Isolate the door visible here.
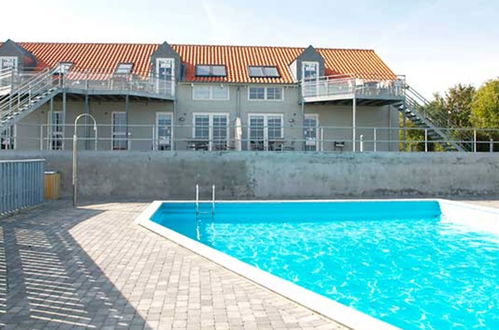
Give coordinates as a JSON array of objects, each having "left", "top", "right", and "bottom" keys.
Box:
[
  {"left": 248, "top": 114, "right": 283, "bottom": 151},
  {"left": 302, "top": 61, "right": 319, "bottom": 97},
  {"left": 156, "top": 58, "right": 175, "bottom": 95},
  {"left": 112, "top": 112, "right": 128, "bottom": 150},
  {"left": 0, "top": 125, "right": 15, "bottom": 150},
  {"left": 156, "top": 113, "right": 172, "bottom": 150},
  {"left": 0, "top": 57, "right": 18, "bottom": 91},
  {"left": 192, "top": 113, "right": 228, "bottom": 151},
  {"left": 304, "top": 114, "right": 319, "bottom": 151},
  {"left": 48, "top": 111, "right": 64, "bottom": 150}
]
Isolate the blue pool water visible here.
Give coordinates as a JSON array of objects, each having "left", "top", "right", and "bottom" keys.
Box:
[{"left": 151, "top": 201, "right": 499, "bottom": 329}]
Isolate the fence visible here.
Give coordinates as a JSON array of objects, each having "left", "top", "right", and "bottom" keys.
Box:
[
  {"left": 0, "top": 159, "right": 45, "bottom": 216},
  {"left": 2, "top": 123, "right": 498, "bottom": 153}
]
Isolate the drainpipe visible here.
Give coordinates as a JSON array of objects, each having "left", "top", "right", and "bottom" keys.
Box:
[{"left": 352, "top": 97, "right": 356, "bottom": 152}]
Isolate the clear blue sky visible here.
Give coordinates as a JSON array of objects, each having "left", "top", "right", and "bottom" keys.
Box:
[{"left": 1, "top": 0, "right": 498, "bottom": 98}]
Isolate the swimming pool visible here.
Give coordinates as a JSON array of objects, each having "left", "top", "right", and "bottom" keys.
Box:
[{"left": 138, "top": 200, "right": 499, "bottom": 329}]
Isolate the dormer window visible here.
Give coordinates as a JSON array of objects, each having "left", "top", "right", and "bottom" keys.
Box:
[
  {"left": 0, "top": 56, "right": 18, "bottom": 71},
  {"left": 53, "top": 62, "right": 73, "bottom": 74},
  {"left": 196, "top": 65, "right": 227, "bottom": 77},
  {"left": 115, "top": 63, "right": 133, "bottom": 74},
  {"left": 248, "top": 66, "right": 280, "bottom": 78}
]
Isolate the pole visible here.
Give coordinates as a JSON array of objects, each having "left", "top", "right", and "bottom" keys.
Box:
[
  {"left": 373, "top": 128, "right": 377, "bottom": 152},
  {"left": 72, "top": 133, "right": 77, "bottom": 207},
  {"left": 352, "top": 97, "right": 356, "bottom": 152},
  {"left": 424, "top": 128, "right": 428, "bottom": 152}
]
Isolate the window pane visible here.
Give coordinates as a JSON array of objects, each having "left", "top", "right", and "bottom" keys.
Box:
[
  {"left": 263, "top": 67, "right": 279, "bottom": 77},
  {"left": 194, "top": 115, "right": 210, "bottom": 139},
  {"left": 249, "top": 116, "right": 264, "bottom": 140},
  {"left": 212, "top": 115, "right": 228, "bottom": 149},
  {"left": 196, "top": 65, "right": 211, "bottom": 76},
  {"left": 116, "top": 63, "right": 133, "bottom": 74},
  {"left": 193, "top": 85, "right": 211, "bottom": 99},
  {"left": 267, "top": 116, "right": 282, "bottom": 139},
  {"left": 248, "top": 66, "right": 264, "bottom": 77},
  {"left": 212, "top": 86, "right": 228, "bottom": 100},
  {"left": 112, "top": 113, "right": 128, "bottom": 150},
  {"left": 211, "top": 65, "right": 227, "bottom": 76},
  {"left": 249, "top": 87, "right": 265, "bottom": 100},
  {"left": 266, "top": 87, "right": 282, "bottom": 100}
]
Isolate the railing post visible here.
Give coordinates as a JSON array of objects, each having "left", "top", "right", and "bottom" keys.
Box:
[
  {"left": 473, "top": 129, "right": 477, "bottom": 152},
  {"left": 490, "top": 138, "right": 494, "bottom": 153},
  {"left": 39, "top": 125, "right": 43, "bottom": 151},
  {"left": 360, "top": 134, "right": 364, "bottom": 152},
  {"left": 373, "top": 128, "right": 377, "bottom": 152},
  {"left": 320, "top": 127, "right": 324, "bottom": 152},
  {"left": 424, "top": 128, "right": 428, "bottom": 152}
]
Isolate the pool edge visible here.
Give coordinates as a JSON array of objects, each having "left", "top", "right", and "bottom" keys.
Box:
[{"left": 135, "top": 199, "right": 406, "bottom": 330}]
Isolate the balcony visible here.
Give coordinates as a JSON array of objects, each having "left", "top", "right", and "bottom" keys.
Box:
[
  {"left": 0, "top": 67, "right": 175, "bottom": 100},
  {"left": 301, "top": 74, "right": 406, "bottom": 105}
]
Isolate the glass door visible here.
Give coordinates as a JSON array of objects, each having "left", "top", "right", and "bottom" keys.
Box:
[
  {"left": 304, "top": 114, "right": 318, "bottom": 151},
  {"left": 156, "top": 58, "right": 174, "bottom": 95},
  {"left": 112, "top": 112, "right": 128, "bottom": 150},
  {"left": 48, "top": 111, "right": 64, "bottom": 150},
  {"left": 0, "top": 125, "right": 15, "bottom": 150},
  {"left": 156, "top": 113, "right": 172, "bottom": 150}
]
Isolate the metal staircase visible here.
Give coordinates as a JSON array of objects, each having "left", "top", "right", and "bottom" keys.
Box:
[
  {"left": 399, "top": 85, "right": 471, "bottom": 151},
  {"left": 0, "top": 69, "right": 60, "bottom": 131}
]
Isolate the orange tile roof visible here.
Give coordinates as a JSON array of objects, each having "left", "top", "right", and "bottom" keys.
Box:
[{"left": 12, "top": 42, "right": 397, "bottom": 83}]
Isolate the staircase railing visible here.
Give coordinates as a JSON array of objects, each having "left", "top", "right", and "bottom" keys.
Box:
[
  {"left": 403, "top": 85, "right": 472, "bottom": 151},
  {"left": 0, "top": 68, "right": 58, "bottom": 126}
]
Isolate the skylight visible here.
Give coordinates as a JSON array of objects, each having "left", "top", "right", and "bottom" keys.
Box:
[
  {"left": 196, "top": 65, "right": 227, "bottom": 77},
  {"left": 115, "top": 63, "right": 133, "bottom": 74},
  {"left": 248, "top": 66, "right": 280, "bottom": 78}
]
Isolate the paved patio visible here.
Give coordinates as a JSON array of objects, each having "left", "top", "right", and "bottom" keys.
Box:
[{"left": 0, "top": 201, "right": 347, "bottom": 330}]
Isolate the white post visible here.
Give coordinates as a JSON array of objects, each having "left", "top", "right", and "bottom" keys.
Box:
[
  {"left": 490, "top": 138, "right": 494, "bottom": 152},
  {"left": 39, "top": 125, "right": 43, "bottom": 151},
  {"left": 352, "top": 97, "right": 356, "bottom": 152},
  {"left": 424, "top": 129, "right": 428, "bottom": 152},
  {"left": 360, "top": 134, "right": 364, "bottom": 152},
  {"left": 473, "top": 129, "right": 477, "bottom": 152},
  {"left": 373, "top": 128, "right": 377, "bottom": 152},
  {"left": 320, "top": 127, "right": 324, "bottom": 152}
]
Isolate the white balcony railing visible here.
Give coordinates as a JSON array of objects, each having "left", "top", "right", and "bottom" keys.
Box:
[
  {"left": 302, "top": 74, "right": 406, "bottom": 101},
  {"left": 0, "top": 67, "right": 175, "bottom": 99}
]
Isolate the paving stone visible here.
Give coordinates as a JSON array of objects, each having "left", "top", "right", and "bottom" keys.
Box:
[{"left": 0, "top": 200, "right": 355, "bottom": 329}]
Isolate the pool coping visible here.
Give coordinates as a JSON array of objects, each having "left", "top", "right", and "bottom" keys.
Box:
[{"left": 135, "top": 198, "right": 499, "bottom": 330}]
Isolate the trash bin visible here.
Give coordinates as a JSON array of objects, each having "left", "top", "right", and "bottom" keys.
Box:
[{"left": 44, "top": 171, "right": 61, "bottom": 200}]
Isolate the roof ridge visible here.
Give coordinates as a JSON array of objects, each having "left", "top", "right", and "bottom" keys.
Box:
[{"left": 16, "top": 41, "right": 374, "bottom": 52}]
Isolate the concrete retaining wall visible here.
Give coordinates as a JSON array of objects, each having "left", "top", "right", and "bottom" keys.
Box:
[{"left": 1, "top": 151, "right": 498, "bottom": 200}]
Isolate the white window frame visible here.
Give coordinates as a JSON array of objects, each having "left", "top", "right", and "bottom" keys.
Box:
[
  {"left": 53, "top": 62, "right": 73, "bottom": 75},
  {"left": 111, "top": 111, "right": 129, "bottom": 151},
  {"left": 48, "top": 111, "right": 64, "bottom": 150},
  {"left": 0, "top": 125, "right": 16, "bottom": 150},
  {"left": 0, "top": 56, "right": 18, "bottom": 71},
  {"left": 192, "top": 84, "right": 230, "bottom": 101},
  {"left": 304, "top": 114, "right": 319, "bottom": 151},
  {"left": 155, "top": 112, "right": 173, "bottom": 151},
  {"left": 302, "top": 61, "right": 319, "bottom": 97},
  {"left": 156, "top": 58, "right": 175, "bottom": 95},
  {"left": 248, "top": 86, "right": 284, "bottom": 101},
  {"left": 192, "top": 112, "right": 230, "bottom": 151},
  {"left": 115, "top": 63, "right": 133, "bottom": 75},
  {"left": 247, "top": 113, "right": 284, "bottom": 151}
]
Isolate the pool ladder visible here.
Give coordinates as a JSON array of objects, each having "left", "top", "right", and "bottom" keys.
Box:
[{"left": 195, "top": 184, "right": 215, "bottom": 215}]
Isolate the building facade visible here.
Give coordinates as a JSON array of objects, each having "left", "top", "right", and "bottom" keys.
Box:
[{"left": 0, "top": 40, "right": 407, "bottom": 152}]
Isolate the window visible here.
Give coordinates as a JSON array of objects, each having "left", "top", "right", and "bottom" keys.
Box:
[
  {"left": 248, "top": 86, "right": 283, "bottom": 101},
  {"left": 302, "top": 61, "right": 319, "bottom": 97},
  {"left": 112, "top": 112, "right": 128, "bottom": 150},
  {"left": 156, "top": 113, "right": 172, "bottom": 151},
  {"left": 192, "top": 85, "right": 229, "bottom": 100},
  {"left": 155, "top": 58, "right": 175, "bottom": 95},
  {"left": 0, "top": 57, "right": 18, "bottom": 71},
  {"left": 48, "top": 111, "right": 64, "bottom": 150},
  {"left": 195, "top": 65, "right": 227, "bottom": 77},
  {"left": 192, "top": 113, "right": 229, "bottom": 151},
  {"left": 115, "top": 63, "right": 133, "bottom": 74},
  {"left": 0, "top": 125, "right": 15, "bottom": 150},
  {"left": 248, "top": 66, "right": 280, "bottom": 78},
  {"left": 248, "top": 114, "right": 284, "bottom": 151},
  {"left": 53, "top": 62, "right": 73, "bottom": 74}
]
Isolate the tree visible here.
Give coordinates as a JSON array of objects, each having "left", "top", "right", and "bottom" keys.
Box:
[
  {"left": 428, "top": 84, "right": 475, "bottom": 128},
  {"left": 470, "top": 79, "right": 499, "bottom": 130},
  {"left": 470, "top": 79, "right": 499, "bottom": 151}
]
